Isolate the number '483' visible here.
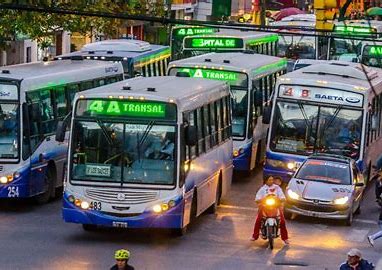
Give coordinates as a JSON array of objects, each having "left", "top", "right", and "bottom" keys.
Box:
[{"left": 90, "top": 201, "right": 102, "bottom": 210}]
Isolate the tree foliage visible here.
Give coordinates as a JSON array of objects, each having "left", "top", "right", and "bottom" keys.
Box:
[{"left": 0, "top": 0, "right": 166, "bottom": 48}]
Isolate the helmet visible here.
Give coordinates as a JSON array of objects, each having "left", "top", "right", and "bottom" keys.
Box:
[{"left": 115, "top": 249, "right": 130, "bottom": 260}]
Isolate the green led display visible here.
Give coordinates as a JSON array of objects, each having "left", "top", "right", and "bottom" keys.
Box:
[
  {"left": 335, "top": 26, "right": 374, "bottom": 34},
  {"left": 184, "top": 37, "right": 244, "bottom": 49},
  {"left": 365, "top": 45, "right": 382, "bottom": 56},
  {"left": 180, "top": 68, "right": 238, "bottom": 81},
  {"left": 87, "top": 100, "right": 166, "bottom": 117},
  {"left": 175, "top": 27, "right": 217, "bottom": 36}
]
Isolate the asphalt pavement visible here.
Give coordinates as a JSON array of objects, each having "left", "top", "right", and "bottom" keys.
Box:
[{"left": 0, "top": 168, "right": 381, "bottom": 270}]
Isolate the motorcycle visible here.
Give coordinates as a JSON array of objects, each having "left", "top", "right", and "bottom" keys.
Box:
[{"left": 260, "top": 195, "right": 281, "bottom": 250}]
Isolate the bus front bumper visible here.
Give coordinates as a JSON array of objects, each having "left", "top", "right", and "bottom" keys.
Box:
[{"left": 62, "top": 196, "right": 184, "bottom": 229}]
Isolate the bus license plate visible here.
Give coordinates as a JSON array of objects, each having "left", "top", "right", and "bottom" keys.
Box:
[{"left": 112, "top": 221, "right": 128, "bottom": 228}]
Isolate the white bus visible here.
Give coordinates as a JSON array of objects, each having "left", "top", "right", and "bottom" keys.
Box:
[
  {"left": 56, "top": 76, "right": 233, "bottom": 234},
  {"left": 263, "top": 62, "right": 382, "bottom": 185},
  {"left": 168, "top": 52, "right": 287, "bottom": 172},
  {"left": 0, "top": 59, "right": 123, "bottom": 202},
  {"left": 56, "top": 39, "right": 170, "bottom": 78},
  {"left": 181, "top": 29, "right": 279, "bottom": 59}
]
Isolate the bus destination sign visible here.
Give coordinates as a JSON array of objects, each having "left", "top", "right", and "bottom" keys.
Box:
[
  {"left": 184, "top": 37, "right": 244, "bottom": 50},
  {"left": 175, "top": 27, "right": 217, "bottom": 36}
]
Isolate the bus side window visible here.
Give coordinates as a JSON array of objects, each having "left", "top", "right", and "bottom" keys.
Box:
[
  {"left": 222, "top": 97, "right": 228, "bottom": 140},
  {"left": 189, "top": 110, "right": 197, "bottom": 159},
  {"left": 53, "top": 86, "right": 67, "bottom": 120},
  {"left": 227, "top": 96, "right": 232, "bottom": 137},
  {"left": 216, "top": 100, "right": 222, "bottom": 144},
  {"left": 142, "top": 65, "right": 147, "bottom": 77},
  {"left": 203, "top": 105, "right": 211, "bottom": 151},
  {"left": 209, "top": 103, "right": 217, "bottom": 147},
  {"left": 81, "top": 81, "right": 93, "bottom": 91},
  {"left": 196, "top": 107, "right": 205, "bottom": 154},
  {"left": 66, "top": 84, "right": 80, "bottom": 109}
]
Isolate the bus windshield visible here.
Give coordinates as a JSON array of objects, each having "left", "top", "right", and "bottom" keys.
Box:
[
  {"left": 71, "top": 120, "right": 176, "bottom": 186},
  {"left": 0, "top": 84, "right": 19, "bottom": 159},
  {"left": 361, "top": 45, "right": 382, "bottom": 67},
  {"left": 270, "top": 100, "right": 362, "bottom": 159},
  {"left": 0, "top": 103, "right": 19, "bottom": 159},
  {"left": 231, "top": 88, "right": 247, "bottom": 138},
  {"left": 278, "top": 34, "right": 316, "bottom": 59},
  {"left": 329, "top": 38, "right": 362, "bottom": 61}
]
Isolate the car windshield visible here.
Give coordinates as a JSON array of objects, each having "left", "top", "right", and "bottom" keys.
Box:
[
  {"left": 231, "top": 88, "right": 248, "bottom": 138},
  {"left": 278, "top": 34, "right": 316, "bottom": 59},
  {"left": 270, "top": 100, "right": 362, "bottom": 159},
  {"left": 0, "top": 103, "right": 19, "bottom": 159},
  {"left": 71, "top": 120, "right": 176, "bottom": 186},
  {"left": 296, "top": 159, "right": 351, "bottom": 185},
  {"left": 329, "top": 38, "right": 362, "bottom": 61}
]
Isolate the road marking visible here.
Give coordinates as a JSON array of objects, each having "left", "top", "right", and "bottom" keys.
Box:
[
  {"left": 354, "top": 219, "right": 378, "bottom": 225},
  {"left": 345, "top": 229, "right": 370, "bottom": 243},
  {"left": 219, "top": 204, "right": 255, "bottom": 211}
]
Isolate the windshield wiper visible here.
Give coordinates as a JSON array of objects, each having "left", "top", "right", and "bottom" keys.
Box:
[
  {"left": 317, "top": 105, "right": 342, "bottom": 147},
  {"left": 95, "top": 118, "right": 114, "bottom": 146},
  {"left": 137, "top": 120, "right": 155, "bottom": 162}
]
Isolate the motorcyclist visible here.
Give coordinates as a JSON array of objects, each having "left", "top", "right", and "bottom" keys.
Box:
[
  {"left": 251, "top": 176, "right": 289, "bottom": 245},
  {"left": 110, "top": 249, "right": 134, "bottom": 270}
]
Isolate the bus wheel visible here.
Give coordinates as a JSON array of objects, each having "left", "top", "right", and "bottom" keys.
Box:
[
  {"left": 207, "top": 178, "right": 221, "bottom": 214},
  {"left": 35, "top": 168, "right": 54, "bottom": 204},
  {"left": 82, "top": 224, "right": 97, "bottom": 231},
  {"left": 172, "top": 226, "right": 187, "bottom": 237}
]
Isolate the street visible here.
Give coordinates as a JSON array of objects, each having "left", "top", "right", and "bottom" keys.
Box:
[{"left": 0, "top": 168, "right": 381, "bottom": 270}]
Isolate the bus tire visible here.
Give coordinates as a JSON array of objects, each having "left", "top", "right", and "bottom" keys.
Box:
[
  {"left": 207, "top": 176, "right": 222, "bottom": 214},
  {"left": 172, "top": 226, "right": 187, "bottom": 237},
  {"left": 35, "top": 167, "right": 55, "bottom": 204},
  {"left": 82, "top": 224, "right": 97, "bottom": 231}
]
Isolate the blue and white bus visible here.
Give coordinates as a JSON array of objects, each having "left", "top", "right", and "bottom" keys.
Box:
[
  {"left": 263, "top": 62, "right": 382, "bottom": 184},
  {"left": 0, "top": 60, "right": 123, "bottom": 202},
  {"left": 57, "top": 76, "right": 233, "bottom": 234},
  {"left": 56, "top": 39, "right": 171, "bottom": 78},
  {"left": 168, "top": 53, "right": 287, "bottom": 172}
]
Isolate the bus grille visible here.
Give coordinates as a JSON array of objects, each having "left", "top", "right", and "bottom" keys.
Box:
[{"left": 85, "top": 189, "right": 158, "bottom": 205}]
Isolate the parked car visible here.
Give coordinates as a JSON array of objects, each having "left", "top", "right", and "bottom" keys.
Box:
[{"left": 285, "top": 154, "right": 365, "bottom": 226}]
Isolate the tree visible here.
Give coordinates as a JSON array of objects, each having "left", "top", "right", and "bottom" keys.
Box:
[{"left": 0, "top": 0, "right": 166, "bottom": 49}]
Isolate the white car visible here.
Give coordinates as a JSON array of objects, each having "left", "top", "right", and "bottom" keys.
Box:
[{"left": 285, "top": 154, "right": 365, "bottom": 225}]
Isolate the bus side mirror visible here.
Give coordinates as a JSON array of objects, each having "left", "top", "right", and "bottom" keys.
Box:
[
  {"left": 55, "top": 121, "right": 67, "bottom": 142},
  {"left": 262, "top": 107, "right": 272, "bottom": 124},
  {"left": 185, "top": 126, "right": 197, "bottom": 146},
  {"left": 254, "top": 90, "right": 263, "bottom": 107},
  {"left": 29, "top": 103, "right": 41, "bottom": 122}
]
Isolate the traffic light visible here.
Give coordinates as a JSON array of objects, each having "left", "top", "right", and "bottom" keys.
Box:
[{"left": 314, "top": 0, "right": 338, "bottom": 31}]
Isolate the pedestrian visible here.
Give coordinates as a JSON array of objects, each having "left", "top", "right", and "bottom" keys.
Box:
[
  {"left": 367, "top": 206, "right": 382, "bottom": 247},
  {"left": 339, "top": 248, "right": 374, "bottom": 270},
  {"left": 110, "top": 249, "right": 135, "bottom": 270}
]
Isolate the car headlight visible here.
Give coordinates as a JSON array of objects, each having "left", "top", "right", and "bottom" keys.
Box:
[
  {"left": 333, "top": 196, "right": 349, "bottom": 205},
  {"left": 287, "top": 189, "right": 300, "bottom": 200}
]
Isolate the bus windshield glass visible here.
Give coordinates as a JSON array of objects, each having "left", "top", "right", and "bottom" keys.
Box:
[
  {"left": 270, "top": 100, "right": 362, "bottom": 159},
  {"left": 278, "top": 34, "right": 316, "bottom": 59},
  {"left": 361, "top": 45, "right": 382, "bottom": 67},
  {"left": 72, "top": 99, "right": 177, "bottom": 186},
  {"left": 231, "top": 88, "right": 247, "bottom": 138},
  {"left": 329, "top": 38, "right": 362, "bottom": 61},
  {"left": 0, "top": 84, "right": 19, "bottom": 159}
]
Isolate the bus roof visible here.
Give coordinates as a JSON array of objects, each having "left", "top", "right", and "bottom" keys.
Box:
[
  {"left": 56, "top": 39, "right": 170, "bottom": 60},
  {"left": 76, "top": 76, "right": 229, "bottom": 112},
  {"left": 0, "top": 60, "right": 122, "bottom": 91},
  {"left": 279, "top": 62, "right": 382, "bottom": 93},
  {"left": 168, "top": 52, "right": 286, "bottom": 75},
  {"left": 271, "top": 14, "right": 316, "bottom": 29}
]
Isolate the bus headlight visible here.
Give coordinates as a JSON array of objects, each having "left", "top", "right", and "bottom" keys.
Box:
[
  {"left": 233, "top": 148, "right": 244, "bottom": 157},
  {"left": 334, "top": 196, "right": 349, "bottom": 205},
  {"left": 152, "top": 199, "right": 178, "bottom": 214},
  {"left": 80, "top": 201, "right": 90, "bottom": 210},
  {"left": 0, "top": 172, "right": 18, "bottom": 184},
  {"left": 287, "top": 162, "right": 295, "bottom": 170}
]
